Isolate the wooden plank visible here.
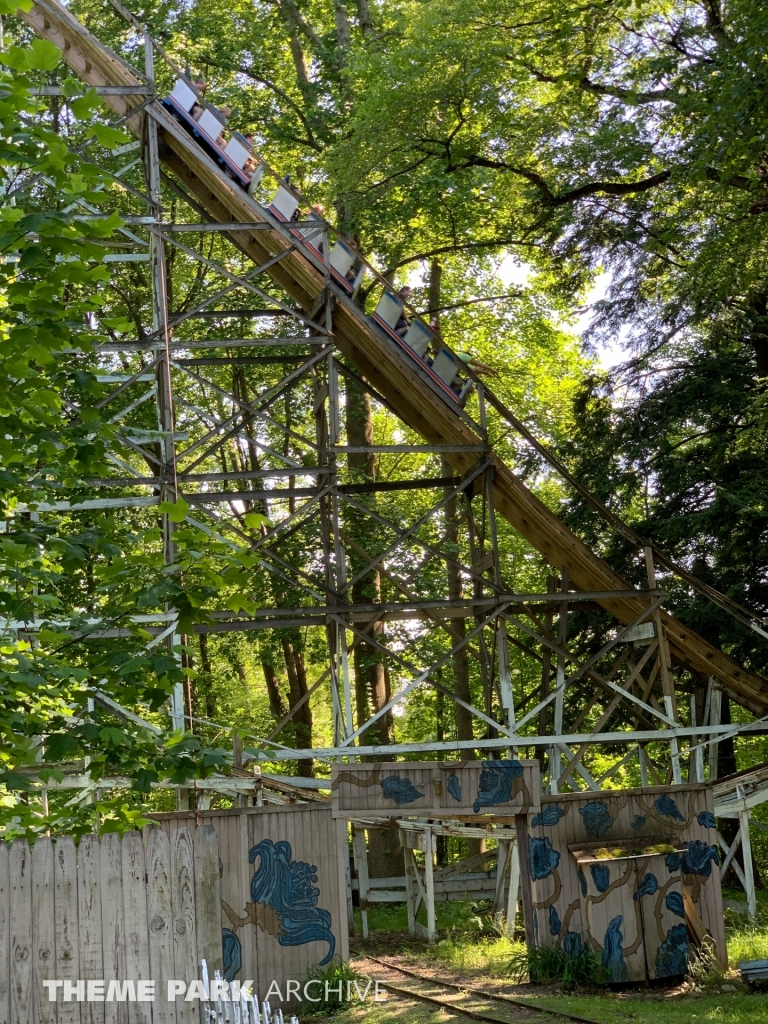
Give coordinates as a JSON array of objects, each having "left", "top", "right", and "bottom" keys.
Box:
[
  {"left": 193, "top": 824, "right": 222, "bottom": 980},
  {"left": 121, "top": 832, "right": 151, "bottom": 1024},
  {"left": 170, "top": 829, "right": 197, "bottom": 1023},
  {"left": 78, "top": 836, "right": 104, "bottom": 1024},
  {"left": 146, "top": 829, "right": 176, "bottom": 1024},
  {"left": 54, "top": 837, "right": 81, "bottom": 1024},
  {"left": 10, "top": 840, "right": 34, "bottom": 1024},
  {"left": 99, "top": 833, "right": 127, "bottom": 1024},
  {"left": 32, "top": 837, "right": 57, "bottom": 1024},
  {"left": 0, "top": 840, "right": 10, "bottom": 1024}
]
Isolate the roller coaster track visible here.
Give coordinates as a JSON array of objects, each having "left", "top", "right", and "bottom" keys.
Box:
[{"left": 19, "top": 0, "right": 768, "bottom": 719}]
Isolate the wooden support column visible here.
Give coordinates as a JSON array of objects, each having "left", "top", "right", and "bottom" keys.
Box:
[
  {"left": 645, "top": 547, "right": 682, "bottom": 784},
  {"left": 515, "top": 815, "right": 536, "bottom": 950},
  {"left": 424, "top": 827, "right": 436, "bottom": 944},
  {"left": 708, "top": 677, "right": 722, "bottom": 781},
  {"left": 551, "top": 570, "right": 568, "bottom": 792},
  {"left": 739, "top": 809, "right": 757, "bottom": 919},
  {"left": 507, "top": 841, "right": 521, "bottom": 933},
  {"left": 352, "top": 827, "right": 369, "bottom": 939},
  {"left": 403, "top": 841, "right": 416, "bottom": 936}
]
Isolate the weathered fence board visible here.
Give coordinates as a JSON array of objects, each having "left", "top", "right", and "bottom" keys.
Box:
[
  {"left": 32, "top": 836, "right": 57, "bottom": 1024},
  {"left": 10, "top": 840, "right": 34, "bottom": 1024},
  {"left": 78, "top": 835, "right": 104, "bottom": 1024},
  {"left": 0, "top": 827, "right": 221, "bottom": 1024}
]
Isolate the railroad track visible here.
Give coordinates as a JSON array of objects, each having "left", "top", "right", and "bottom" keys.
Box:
[{"left": 362, "top": 955, "right": 601, "bottom": 1024}]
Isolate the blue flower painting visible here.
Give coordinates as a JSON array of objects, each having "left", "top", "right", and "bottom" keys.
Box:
[
  {"left": 602, "top": 916, "right": 628, "bottom": 983},
  {"left": 222, "top": 928, "right": 242, "bottom": 981},
  {"left": 381, "top": 775, "right": 423, "bottom": 805},
  {"left": 665, "top": 852, "right": 681, "bottom": 872},
  {"left": 590, "top": 863, "right": 610, "bottom": 894},
  {"left": 472, "top": 759, "right": 524, "bottom": 813},
  {"left": 655, "top": 924, "right": 688, "bottom": 977},
  {"left": 697, "top": 811, "right": 716, "bottom": 830},
  {"left": 531, "top": 806, "right": 566, "bottom": 828},
  {"left": 655, "top": 795, "right": 685, "bottom": 822},
  {"left": 529, "top": 836, "right": 560, "bottom": 880},
  {"left": 681, "top": 840, "right": 719, "bottom": 877},
  {"left": 579, "top": 801, "right": 614, "bottom": 839},
  {"left": 248, "top": 838, "right": 336, "bottom": 965},
  {"left": 633, "top": 873, "right": 658, "bottom": 901},
  {"left": 446, "top": 775, "right": 461, "bottom": 801},
  {"left": 665, "top": 891, "right": 685, "bottom": 918},
  {"left": 630, "top": 815, "right": 646, "bottom": 830},
  {"left": 578, "top": 867, "right": 588, "bottom": 898},
  {"left": 563, "top": 932, "right": 583, "bottom": 956},
  {"left": 549, "top": 906, "right": 562, "bottom": 935}
]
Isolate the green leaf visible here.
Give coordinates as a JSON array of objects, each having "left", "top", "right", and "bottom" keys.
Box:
[{"left": 158, "top": 498, "right": 190, "bottom": 523}]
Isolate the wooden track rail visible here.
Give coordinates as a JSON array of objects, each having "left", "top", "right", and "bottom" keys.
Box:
[{"left": 20, "top": 0, "right": 768, "bottom": 715}]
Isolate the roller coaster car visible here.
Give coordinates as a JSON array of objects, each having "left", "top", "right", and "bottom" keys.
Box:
[
  {"left": 267, "top": 189, "right": 361, "bottom": 297},
  {"left": 370, "top": 291, "right": 472, "bottom": 405},
  {"left": 163, "top": 78, "right": 252, "bottom": 189}
]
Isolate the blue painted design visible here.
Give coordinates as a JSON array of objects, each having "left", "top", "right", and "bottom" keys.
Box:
[
  {"left": 697, "top": 810, "right": 716, "bottom": 829},
  {"left": 630, "top": 815, "right": 646, "bottom": 830},
  {"left": 472, "top": 759, "right": 524, "bottom": 813},
  {"left": 549, "top": 905, "right": 562, "bottom": 935},
  {"left": 446, "top": 775, "right": 461, "bottom": 801},
  {"left": 633, "top": 873, "right": 658, "bottom": 900},
  {"left": 665, "top": 891, "right": 685, "bottom": 918},
  {"left": 222, "top": 928, "right": 241, "bottom": 981},
  {"left": 531, "top": 805, "right": 566, "bottom": 828},
  {"left": 655, "top": 924, "right": 688, "bottom": 977},
  {"left": 590, "top": 863, "right": 610, "bottom": 894},
  {"left": 381, "top": 775, "right": 423, "bottom": 805},
  {"left": 578, "top": 867, "right": 588, "bottom": 898},
  {"left": 579, "top": 801, "right": 614, "bottom": 839},
  {"left": 528, "top": 836, "right": 560, "bottom": 880},
  {"left": 248, "top": 838, "right": 336, "bottom": 965},
  {"left": 601, "top": 915, "right": 628, "bottom": 983},
  {"left": 665, "top": 852, "right": 681, "bottom": 872},
  {"left": 681, "top": 840, "right": 719, "bottom": 877},
  {"left": 655, "top": 795, "right": 685, "bottom": 822},
  {"left": 562, "top": 932, "right": 583, "bottom": 956}
]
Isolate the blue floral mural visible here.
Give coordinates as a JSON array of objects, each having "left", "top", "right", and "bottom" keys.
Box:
[
  {"left": 531, "top": 806, "right": 566, "bottom": 828},
  {"left": 248, "top": 838, "right": 336, "bottom": 966},
  {"left": 681, "top": 840, "right": 719, "bottom": 877},
  {"left": 590, "top": 863, "right": 610, "bottom": 894},
  {"left": 579, "top": 801, "right": 614, "bottom": 839},
  {"left": 549, "top": 906, "right": 562, "bottom": 935},
  {"left": 381, "top": 775, "right": 423, "bottom": 805},
  {"left": 655, "top": 795, "right": 685, "bottom": 822},
  {"left": 697, "top": 811, "right": 716, "bottom": 829},
  {"left": 563, "top": 932, "right": 583, "bottom": 957},
  {"left": 630, "top": 815, "right": 646, "bottom": 830},
  {"left": 222, "top": 928, "right": 242, "bottom": 981},
  {"left": 665, "top": 891, "right": 685, "bottom": 918},
  {"left": 655, "top": 924, "right": 688, "bottom": 977},
  {"left": 528, "top": 836, "right": 560, "bottom": 880},
  {"left": 633, "top": 873, "right": 658, "bottom": 901},
  {"left": 665, "top": 851, "right": 681, "bottom": 873},
  {"left": 602, "top": 916, "right": 628, "bottom": 983},
  {"left": 446, "top": 775, "right": 461, "bottom": 801},
  {"left": 578, "top": 867, "right": 588, "bottom": 898},
  {"left": 472, "top": 759, "right": 523, "bottom": 813}
]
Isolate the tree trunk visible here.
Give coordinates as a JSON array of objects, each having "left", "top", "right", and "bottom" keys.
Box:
[
  {"left": 197, "top": 633, "right": 217, "bottom": 722},
  {"left": 356, "top": 0, "right": 373, "bottom": 35},
  {"left": 262, "top": 659, "right": 287, "bottom": 721}
]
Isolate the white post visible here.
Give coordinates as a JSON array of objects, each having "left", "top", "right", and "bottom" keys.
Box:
[
  {"left": 403, "top": 843, "right": 416, "bottom": 936},
  {"left": 507, "top": 841, "right": 521, "bottom": 934},
  {"left": 708, "top": 679, "right": 721, "bottom": 781},
  {"left": 739, "top": 809, "right": 757, "bottom": 919},
  {"left": 424, "top": 827, "right": 436, "bottom": 943},
  {"left": 638, "top": 744, "right": 649, "bottom": 788},
  {"left": 552, "top": 571, "right": 568, "bottom": 792}
]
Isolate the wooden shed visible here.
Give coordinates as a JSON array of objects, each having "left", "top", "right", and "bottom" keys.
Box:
[
  {"left": 148, "top": 804, "right": 349, "bottom": 1006},
  {"left": 524, "top": 784, "right": 725, "bottom": 981}
]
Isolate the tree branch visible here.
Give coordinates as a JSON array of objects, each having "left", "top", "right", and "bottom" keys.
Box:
[{"left": 420, "top": 293, "right": 524, "bottom": 315}]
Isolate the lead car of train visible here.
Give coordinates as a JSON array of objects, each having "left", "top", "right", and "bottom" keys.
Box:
[{"left": 163, "top": 77, "right": 472, "bottom": 406}]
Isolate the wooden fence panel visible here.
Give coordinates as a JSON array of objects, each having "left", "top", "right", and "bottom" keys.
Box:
[
  {"left": 10, "top": 839, "right": 34, "bottom": 1024},
  {"left": 54, "top": 837, "right": 81, "bottom": 1024},
  {"left": 78, "top": 835, "right": 104, "bottom": 1024},
  {"left": 0, "top": 841, "right": 9, "bottom": 1024},
  {"left": 32, "top": 837, "right": 57, "bottom": 1024},
  {"left": 99, "top": 833, "right": 127, "bottom": 1024},
  {"left": 146, "top": 828, "right": 176, "bottom": 1024},
  {"left": 121, "top": 832, "right": 150, "bottom": 1024},
  {"left": 170, "top": 828, "right": 197, "bottom": 1024},
  {"left": 193, "top": 825, "right": 221, "bottom": 981}
]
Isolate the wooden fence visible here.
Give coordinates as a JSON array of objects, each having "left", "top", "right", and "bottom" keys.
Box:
[{"left": 0, "top": 826, "right": 223, "bottom": 1024}]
